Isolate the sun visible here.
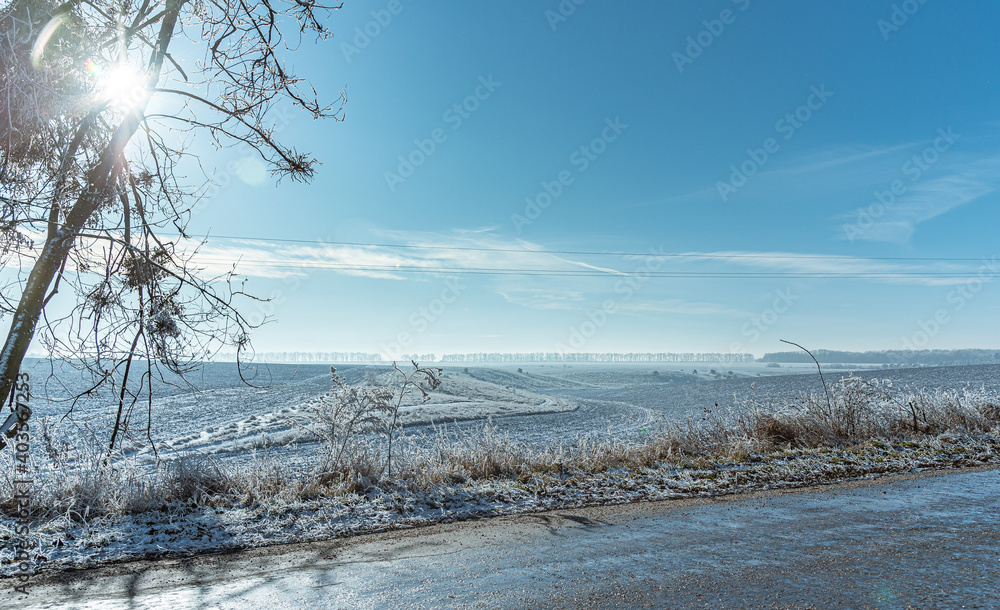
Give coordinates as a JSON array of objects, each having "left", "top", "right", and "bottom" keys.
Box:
[{"left": 88, "top": 61, "right": 149, "bottom": 110}]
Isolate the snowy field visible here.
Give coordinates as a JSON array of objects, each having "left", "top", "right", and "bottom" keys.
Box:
[
  {"left": 2, "top": 359, "right": 999, "bottom": 575},
  {"left": 17, "top": 359, "right": 1000, "bottom": 465}
]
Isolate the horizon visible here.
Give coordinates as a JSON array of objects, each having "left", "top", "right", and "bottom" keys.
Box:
[
  {"left": 26, "top": 348, "right": 996, "bottom": 366},
  {"left": 26, "top": 347, "right": 1000, "bottom": 364}
]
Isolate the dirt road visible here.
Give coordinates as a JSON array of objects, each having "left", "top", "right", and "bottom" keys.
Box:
[{"left": 9, "top": 467, "right": 1000, "bottom": 608}]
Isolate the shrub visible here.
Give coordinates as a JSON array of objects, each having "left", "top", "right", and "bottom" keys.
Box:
[
  {"left": 301, "top": 367, "right": 395, "bottom": 485},
  {"left": 751, "top": 414, "right": 798, "bottom": 447},
  {"left": 297, "top": 362, "right": 441, "bottom": 486}
]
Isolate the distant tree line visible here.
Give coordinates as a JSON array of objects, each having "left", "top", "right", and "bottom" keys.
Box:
[
  {"left": 436, "top": 352, "right": 755, "bottom": 363},
  {"left": 217, "top": 352, "right": 390, "bottom": 364},
  {"left": 215, "top": 351, "right": 759, "bottom": 364},
  {"left": 760, "top": 349, "right": 1000, "bottom": 366}
]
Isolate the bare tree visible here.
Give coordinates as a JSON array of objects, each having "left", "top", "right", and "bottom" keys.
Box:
[{"left": 0, "top": 0, "right": 345, "bottom": 450}]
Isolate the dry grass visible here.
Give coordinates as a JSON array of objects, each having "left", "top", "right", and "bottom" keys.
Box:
[
  {"left": 3, "top": 374, "right": 998, "bottom": 520},
  {"left": 0, "top": 421, "right": 316, "bottom": 520},
  {"left": 383, "top": 376, "right": 1000, "bottom": 488},
  {"left": 724, "top": 377, "right": 1000, "bottom": 451}
]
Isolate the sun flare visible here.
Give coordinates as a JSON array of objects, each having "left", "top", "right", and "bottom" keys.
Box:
[{"left": 90, "top": 62, "right": 149, "bottom": 109}]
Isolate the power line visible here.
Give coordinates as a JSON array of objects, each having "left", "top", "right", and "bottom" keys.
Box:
[
  {"left": 188, "top": 233, "right": 988, "bottom": 263},
  {"left": 189, "top": 256, "right": 989, "bottom": 279}
]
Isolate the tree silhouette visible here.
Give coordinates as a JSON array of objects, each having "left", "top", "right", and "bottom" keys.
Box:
[{"left": 0, "top": 0, "right": 345, "bottom": 451}]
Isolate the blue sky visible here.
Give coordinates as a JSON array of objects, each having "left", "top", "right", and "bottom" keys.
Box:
[{"left": 183, "top": 0, "right": 1000, "bottom": 358}]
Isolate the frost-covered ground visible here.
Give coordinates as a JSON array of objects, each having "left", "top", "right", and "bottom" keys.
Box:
[
  {"left": 129, "top": 369, "right": 578, "bottom": 460},
  {"left": 3, "top": 362, "right": 999, "bottom": 576},
  {"left": 20, "top": 359, "right": 996, "bottom": 463},
  {"left": 2, "top": 432, "right": 998, "bottom": 576}
]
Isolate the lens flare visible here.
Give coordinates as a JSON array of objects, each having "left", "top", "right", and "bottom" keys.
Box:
[
  {"left": 29, "top": 15, "right": 65, "bottom": 68},
  {"left": 83, "top": 59, "right": 102, "bottom": 78},
  {"left": 91, "top": 62, "right": 148, "bottom": 109}
]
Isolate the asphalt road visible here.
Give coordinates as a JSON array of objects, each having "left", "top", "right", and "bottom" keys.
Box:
[{"left": 9, "top": 467, "right": 1000, "bottom": 609}]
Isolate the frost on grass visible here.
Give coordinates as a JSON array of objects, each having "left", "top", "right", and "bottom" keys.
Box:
[
  {"left": 1, "top": 374, "right": 999, "bottom": 575},
  {"left": 129, "top": 366, "right": 575, "bottom": 458}
]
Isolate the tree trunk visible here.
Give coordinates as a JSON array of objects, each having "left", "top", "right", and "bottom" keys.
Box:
[{"left": 0, "top": 235, "right": 74, "bottom": 411}]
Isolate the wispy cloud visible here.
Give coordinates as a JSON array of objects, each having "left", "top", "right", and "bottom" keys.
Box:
[
  {"left": 497, "top": 288, "right": 586, "bottom": 310},
  {"left": 844, "top": 157, "right": 1000, "bottom": 243},
  {"left": 186, "top": 230, "right": 631, "bottom": 282},
  {"left": 615, "top": 300, "right": 746, "bottom": 316},
  {"left": 191, "top": 242, "right": 414, "bottom": 280},
  {"left": 183, "top": 230, "right": 992, "bottom": 289},
  {"left": 772, "top": 144, "right": 915, "bottom": 177},
  {"left": 634, "top": 143, "right": 916, "bottom": 208},
  {"left": 551, "top": 255, "right": 629, "bottom": 276},
  {"left": 634, "top": 139, "right": 999, "bottom": 246},
  {"left": 680, "top": 250, "right": 989, "bottom": 286}
]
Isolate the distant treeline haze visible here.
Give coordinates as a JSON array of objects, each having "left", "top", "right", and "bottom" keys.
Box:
[
  {"left": 216, "top": 352, "right": 758, "bottom": 364},
  {"left": 760, "top": 349, "right": 1000, "bottom": 366}
]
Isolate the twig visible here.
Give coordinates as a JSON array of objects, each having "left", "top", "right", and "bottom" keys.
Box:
[{"left": 780, "top": 339, "right": 833, "bottom": 417}]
